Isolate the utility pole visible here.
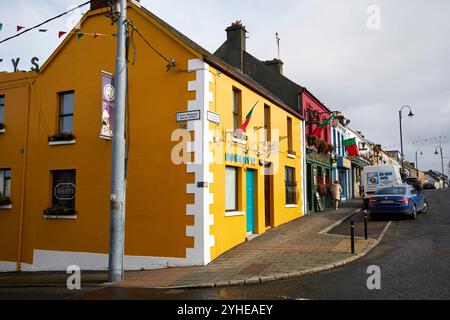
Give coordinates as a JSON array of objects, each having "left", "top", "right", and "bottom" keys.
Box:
[{"left": 108, "top": 0, "right": 128, "bottom": 283}]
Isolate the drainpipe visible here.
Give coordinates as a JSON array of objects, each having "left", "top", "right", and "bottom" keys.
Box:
[
  {"left": 16, "top": 79, "right": 33, "bottom": 272},
  {"left": 302, "top": 120, "right": 307, "bottom": 215}
]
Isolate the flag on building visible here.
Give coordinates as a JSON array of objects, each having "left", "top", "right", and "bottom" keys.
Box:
[
  {"left": 239, "top": 101, "right": 258, "bottom": 132},
  {"left": 343, "top": 138, "right": 359, "bottom": 156},
  {"left": 312, "top": 115, "right": 333, "bottom": 137}
]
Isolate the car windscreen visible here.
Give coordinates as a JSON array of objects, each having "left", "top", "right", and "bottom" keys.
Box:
[{"left": 375, "top": 186, "right": 406, "bottom": 195}]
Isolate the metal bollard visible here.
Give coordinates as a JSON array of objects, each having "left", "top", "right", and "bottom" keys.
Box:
[
  {"left": 364, "top": 210, "right": 368, "bottom": 240},
  {"left": 350, "top": 221, "right": 355, "bottom": 254}
]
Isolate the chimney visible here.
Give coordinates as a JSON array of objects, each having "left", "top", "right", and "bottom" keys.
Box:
[
  {"left": 225, "top": 21, "right": 247, "bottom": 71},
  {"left": 264, "top": 59, "right": 284, "bottom": 74}
]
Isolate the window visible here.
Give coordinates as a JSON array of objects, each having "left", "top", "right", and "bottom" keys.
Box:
[
  {"left": 225, "top": 166, "right": 238, "bottom": 211},
  {"left": 285, "top": 166, "right": 297, "bottom": 205},
  {"left": 232, "top": 88, "right": 241, "bottom": 136},
  {"left": 51, "top": 170, "right": 76, "bottom": 210},
  {"left": 59, "top": 92, "right": 74, "bottom": 133},
  {"left": 264, "top": 105, "right": 271, "bottom": 142},
  {"left": 287, "top": 117, "right": 293, "bottom": 153},
  {"left": 0, "top": 169, "right": 11, "bottom": 203},
  {"left": 0, "top": 95, "right": 4, "bottom": 125}
]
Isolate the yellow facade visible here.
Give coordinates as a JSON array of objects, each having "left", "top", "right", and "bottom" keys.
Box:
[{"left": 0, "top": 2, "right": 303, "bottom": 271}]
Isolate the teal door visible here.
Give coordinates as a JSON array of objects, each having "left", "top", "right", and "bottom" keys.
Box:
[{"left": 246, "top": 170, "right": 255, "bottom": 233}]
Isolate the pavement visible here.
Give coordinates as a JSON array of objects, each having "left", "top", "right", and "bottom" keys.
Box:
[{"left": 0, "top": 199, "right": 391, "bottom": 290}]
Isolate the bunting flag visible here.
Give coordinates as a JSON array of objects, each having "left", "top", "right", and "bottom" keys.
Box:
[
  {"left": 77, "top": 33, "right": 84, "bottom": 40},
  {"left": 343, "top": 138, "right": 360, "bottom": 156},
  {"left": 38, "top": 29, "right": 47, "bottom": 32},
  {"left": 58, "top": 31, "right": 67, "bottom": 38},
  {"left": 239, "top": 101, "right": 258, "bottom": 132},
  {"left": 0, "top": 23, "right": 3, "bottom": 31},
  {"left": 17, "top": 25, "right": 25, "bottom": 32},
  {"left": 312, "top": 115, "right": 334, "bottom": 137}
]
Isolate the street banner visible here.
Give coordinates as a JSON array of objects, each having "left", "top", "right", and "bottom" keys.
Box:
[{"left": 100, "top": 71, "right": 115, "bottom": 140}]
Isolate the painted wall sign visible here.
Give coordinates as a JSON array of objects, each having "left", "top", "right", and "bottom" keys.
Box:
[
  {"left": 0, "top": 57, "right": 40, "bottom": 72},
  {"left": 225, "top": 153, "right": 256, "bottom": 166},
  {"left": 207, "top": 111, "right": 220, "bottom": 124},
  {"left": 176, "top": 110, "right": 200, "bottom": 122},
  {"left": 54, "top": 183, "right": 76, "bottom": 200}
]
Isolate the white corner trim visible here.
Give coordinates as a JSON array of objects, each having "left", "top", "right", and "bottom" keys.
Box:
[
  {"left": 0, "top": 204, "right": 12, "bottom": 209},
  {"left": 48, "top": 140, "right": 76, "bottom": 146},
  {"left": 185, "top": 59, "right": 215, "bottom": 266},
  {"left": 44, "top": 215, "right": 77, "bottom": 220},
  {"left": 225, "top": 211, "right": 245, "bottom": 217},
  {"left": 285, "top": 204, "right": 299, "bottom": 208}
]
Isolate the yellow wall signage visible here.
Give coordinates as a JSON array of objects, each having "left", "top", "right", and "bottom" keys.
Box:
[{"left": 225, "top": 153, "right": 256, "bottom": 166}]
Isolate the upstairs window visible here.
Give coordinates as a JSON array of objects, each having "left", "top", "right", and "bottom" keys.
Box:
[
  {"left": 264, "top": 105, "right": 271, "bottom": 143},
  {"left": 232, "top": 88, "right": 241, "bottom": 137},
  {"left": 285, "top": 166, "right": 297, "bottom": 205},
  {"left": 59, "top": 92, "right": 74, "bottom": 134},
  {"left": 287, "top": 117, "right": 293, "bottom": 153},
  {"left": 0, "top": 169, "right": 11, "bottom": 205},
  {"left": 0, "top": 95, "right": 4, "bottom": 126}
]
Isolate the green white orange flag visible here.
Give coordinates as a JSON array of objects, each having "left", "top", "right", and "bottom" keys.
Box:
[
  {"left": 239, "top": 101, "right": 258, "bottom": 132},
  {"left": 312, "top": 115, "right": 334, "bottom": 137},
  {"left": 343, "top": 138, "right": 359, "bottom": 156}
]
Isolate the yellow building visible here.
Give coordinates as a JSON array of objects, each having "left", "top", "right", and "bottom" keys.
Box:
[{"left": 0, "top": 1, "right": 304, "bottom": 271}]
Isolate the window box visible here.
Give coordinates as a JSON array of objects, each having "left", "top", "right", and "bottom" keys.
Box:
[
  {"left": 48, "top": 132, "right": 76, "bottom": 145},
  {"left": 43, "top": 206, "right": 77, "bottom": 217},
  {"left": 0, "top": 204, "right": 12, "bottom": 209}
]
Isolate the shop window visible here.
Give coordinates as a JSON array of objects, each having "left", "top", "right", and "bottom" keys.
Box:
[
  {"left": 0, "top": 169, "right": 12, "bottom": 205},
  {"left": 59, "top": 91, "right": 74, "bottom": 133},
  {"left": 45, "top": 170, "right": 76, "bottom": 216},
  {"left": 225, "top": 166, "right": 238, "bottom": 211},
  {"left": 232, "top": 88, "right": 241, "bottom": 137},
  {"left": 285, "top": 166, "right": 297, "bottom": 205},
  {"left": 0, "top": 95, "right": 4, "bottom": 128}
]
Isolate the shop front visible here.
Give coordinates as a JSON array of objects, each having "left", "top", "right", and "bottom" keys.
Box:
[{"left": 306, "top": 149, "right": 332, "bottom": 212}]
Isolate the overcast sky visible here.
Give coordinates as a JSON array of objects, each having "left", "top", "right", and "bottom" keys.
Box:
[{"left": 1, "top": 0, "right": 449, "bottom": 174}]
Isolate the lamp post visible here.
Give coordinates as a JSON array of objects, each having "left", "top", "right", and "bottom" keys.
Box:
[
  {"left": 434, "top": 142, "right": 444, "bottom": 175},
  {"left": 415, "top": 149, "right": 423, "bottom": 171},
  {"left": 399, "top": 106, "right": 414, "bottom": 180}
]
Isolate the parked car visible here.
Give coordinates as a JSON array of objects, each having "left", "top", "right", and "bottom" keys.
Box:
[
  {"left": 368, "top": 184, "right": 428, "bottom": 220},
  {"left": 423, "top": 182, "right": 436, "bottom": 190},
  {"left": 405, "top": 177, "right": 423, "bottom": 190}
]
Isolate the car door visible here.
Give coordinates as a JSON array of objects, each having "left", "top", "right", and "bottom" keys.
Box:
[{"left": 410, "top": 187, "right": 419, "bottom": 209}]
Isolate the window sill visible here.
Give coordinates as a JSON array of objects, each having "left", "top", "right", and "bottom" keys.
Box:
[
  {"left": 287, "top": 153, "right": 297, "bottom": 159},
  {"left": 0, "top": 129, "right": 5, "bottom": 134},
  {"left": 0, "top": 204, "right": 12, "bottom": 209},
  {"left": 48, "top": 140, "right": 76, "bottom": 146},
  {"left": 232, "top": 137, "right": 246, "bottom": 145},
  {"left": 44, "top": 215, "right": 77, "bottom": 220},
  {"left": 225, "top": 211, "right": 245, "bottom": 217},
  {"left": 285, "top": 204, "right": 298, "bottom": 208}
]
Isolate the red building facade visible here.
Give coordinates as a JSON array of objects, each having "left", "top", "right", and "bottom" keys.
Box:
[{"left": 302, "top": 89, "right": 334, "bottom": 212}]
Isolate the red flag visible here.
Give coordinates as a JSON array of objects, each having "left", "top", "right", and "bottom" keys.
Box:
[
  {"left": 58, "top": 31, "right": 67, "bottom": 38},
  {"left": 17, "top": 25, "right": 25, "bottom": 32}
]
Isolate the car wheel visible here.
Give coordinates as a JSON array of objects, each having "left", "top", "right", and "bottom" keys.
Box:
[
  {"left": 411, "top": 205, "right": 417, "bottom": 219},
  {"left": 421, "top": 201, "right": 429, "bottom": 214}
]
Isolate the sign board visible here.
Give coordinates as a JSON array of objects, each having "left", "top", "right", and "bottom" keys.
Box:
[
  {"left": 176, "top": 110, "right": 200, "bottom": 122},
  {"left": 207, "top": 111, "right": 220, "bottom": 125},
  {"left": 54, "top": 183, "right": 76, "bottom": 201},
  {"left": 315, "top": 192, "right": 324, "bottom": 212}
]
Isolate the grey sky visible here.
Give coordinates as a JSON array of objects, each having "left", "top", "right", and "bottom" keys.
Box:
[{"left": 1, "top": 0, "right": 449, "bottom": 174}]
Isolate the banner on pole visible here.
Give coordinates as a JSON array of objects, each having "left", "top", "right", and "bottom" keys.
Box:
[{"left": 100, "top": 71, "right": 115, "bottom": 140}]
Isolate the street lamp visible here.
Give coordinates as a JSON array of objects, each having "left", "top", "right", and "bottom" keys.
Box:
[
  {"left": 399, "top": 105, "right": 414, "bottom": 179},
  {"left": 415, "top": 149, "right": 423, "bottom": 171},
  {"left": 434, "top": 142, "right": 445, "bottom": 175}
]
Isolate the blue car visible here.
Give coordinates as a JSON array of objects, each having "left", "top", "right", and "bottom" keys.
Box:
[{"left": 368, "top": 184, "right": 429, "bottom": 219}]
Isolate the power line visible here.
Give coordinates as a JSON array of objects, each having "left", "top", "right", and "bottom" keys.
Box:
[{"left": 0, "top": 0, "right": 92, "bottom": 45}]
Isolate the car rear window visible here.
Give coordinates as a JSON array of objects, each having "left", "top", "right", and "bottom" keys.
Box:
[{"left": 375, "top": 186, "right": 406, "bottom": 195}]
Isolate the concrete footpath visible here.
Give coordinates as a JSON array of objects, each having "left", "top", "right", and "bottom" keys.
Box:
[{"left": 0, "top": 200, "right": 391, "bottom": 289}]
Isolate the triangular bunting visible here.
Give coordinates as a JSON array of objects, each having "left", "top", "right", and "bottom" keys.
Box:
[
  {"left": 0, "top": 23, "right": 3, "bottom": 31},
  {"left": 17, "top": 25, "right": 25, "bottom": 32},
  {"left": 58, "top": 31, "right": 67, "bottom": 38},
  {"left": 77, "top": 33, "right": 84, "bottom": 40},
  {"left": 39, "top": 29, "right": 47, "bottom": 32}
]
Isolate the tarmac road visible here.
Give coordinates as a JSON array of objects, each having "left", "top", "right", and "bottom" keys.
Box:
[{"left": 1, "top": 189, "right": 449, "bottom": 300}]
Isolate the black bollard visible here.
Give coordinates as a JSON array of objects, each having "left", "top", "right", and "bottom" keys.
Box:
[
  {"left": 350, "top": 221, "right": 355, "bottom": 254},
  {"left": 364, "top": 210, "right": 368, "bottom": 240}
]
